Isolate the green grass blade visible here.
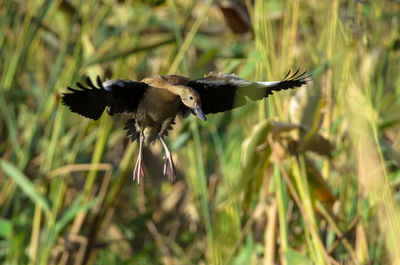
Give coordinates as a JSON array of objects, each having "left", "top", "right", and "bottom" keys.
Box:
[
  {"left": 0, "top": 160, "right": 50, "bottom": 214},
  {"left": 54, "top": 196, "right": 101, "bottom": 235},
  {"left": 0, "top": 218, "right": 12, "bottom": 239}
]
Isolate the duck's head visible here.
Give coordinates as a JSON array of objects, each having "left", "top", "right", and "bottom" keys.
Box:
[{"left": 179, "top": 87, "right": 206, "bottom": 121}]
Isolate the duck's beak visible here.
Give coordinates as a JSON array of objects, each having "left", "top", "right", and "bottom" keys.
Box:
[{"left": 192, "top": 103, "right": 206, "bottom": 121}]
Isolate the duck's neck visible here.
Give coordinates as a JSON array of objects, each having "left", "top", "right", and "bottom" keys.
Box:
[
  {"left": 164, "top": 84, "right": 184, "bottom": 97},
  {"left": 142, "top": 75, "right": 185, "bottom": 98}
]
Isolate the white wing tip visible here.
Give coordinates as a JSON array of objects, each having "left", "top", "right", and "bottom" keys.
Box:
[{"left": 256, "top": 81, "right": 280, "bottom": 87}]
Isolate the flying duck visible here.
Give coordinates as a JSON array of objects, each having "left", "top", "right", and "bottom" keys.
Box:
[{"left": 62, "top": 70, "right": 310, "bottom": 184}]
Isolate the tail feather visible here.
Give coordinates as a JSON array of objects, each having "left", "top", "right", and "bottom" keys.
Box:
[{"left": 124, "top": 118, "right": 140, "bottom": 142}]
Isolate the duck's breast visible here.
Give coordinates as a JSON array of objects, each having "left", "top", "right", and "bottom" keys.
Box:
[{"left": 136, "top": 87, "right": 181, "bottom": 127}]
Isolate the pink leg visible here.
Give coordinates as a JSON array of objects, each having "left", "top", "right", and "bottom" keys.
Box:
[
  {"left": 159, "top": 137, "right": 177, "bottom": 183},
  {"left": 133, "top": 133, "right": 145, "bottom": 185}
]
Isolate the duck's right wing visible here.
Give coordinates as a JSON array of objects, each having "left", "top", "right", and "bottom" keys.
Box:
[{"left": 62, "top": 76, "right": 148, "bottom": 120}]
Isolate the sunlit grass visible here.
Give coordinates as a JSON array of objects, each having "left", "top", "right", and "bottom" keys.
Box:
[{"left": 0, "top": 0, "right": 399, "bottom": 264}]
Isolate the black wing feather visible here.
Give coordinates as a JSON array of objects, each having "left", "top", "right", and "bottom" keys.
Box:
[
  {"left": 267, "top": 70, "right": 309, "bottom": 92},
  {"left": 187, "top": 70, "right": 311, "bottom": 114},
  {"left": 61, "top": 76, "right": 148, "bottom": 120},
  {"left": 186, "top": 80, "right": 246, "bottom": 114}
]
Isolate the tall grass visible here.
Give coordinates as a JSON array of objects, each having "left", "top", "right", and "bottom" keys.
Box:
[{"left": 0, "top": 0, "right": 399, "bottom": 264}]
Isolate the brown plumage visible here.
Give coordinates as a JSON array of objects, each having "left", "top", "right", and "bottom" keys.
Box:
[{"left": 62, "top": 70, "right": 311, "bottom": 184}]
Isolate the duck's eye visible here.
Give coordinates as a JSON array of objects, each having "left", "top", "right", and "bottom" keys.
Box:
[{"left": 189, "top": 95, "right": 194, "bottom": 100}]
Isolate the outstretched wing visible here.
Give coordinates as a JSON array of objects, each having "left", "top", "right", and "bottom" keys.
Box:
[
  {"left": 187, "top": 70, "right": 311, "bottom": 114},
  {"left": 62, "top": 76, "right": 148, "bottom": 120}
]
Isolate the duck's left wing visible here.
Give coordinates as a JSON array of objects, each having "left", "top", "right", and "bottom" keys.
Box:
[{"left": 187, "top": 70, "right": 311, "bottom": 115}]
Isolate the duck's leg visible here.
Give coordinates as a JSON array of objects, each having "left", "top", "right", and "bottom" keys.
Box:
[
  {"left": 133, "top": 133, "right": 145, "bottom": 185},
  {"left": 159, "top": 136, "right": 177, "bottom": 183}
]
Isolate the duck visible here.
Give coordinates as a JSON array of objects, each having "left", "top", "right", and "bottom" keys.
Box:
[{"left": 62, "top": 70, "right": 310, "bottom": 184}]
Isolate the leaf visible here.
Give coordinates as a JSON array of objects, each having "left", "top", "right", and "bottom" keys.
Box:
[
  {"left": 0, "top": 218, "right": 12, "bottom": 238},
  {"left": 0, "top": 160, "right": 50, "bottom": 213},
  {"left": 271, "top": 121, "right": 303, "bottom": 137},
  {"left": 305, "top": 159, "right": 336, "bottom": 207},
  {"left": 241, "top": 119, "right": 272, "bottom": 166},
  {"left": 289, "top": 81, "right": 324, "bottom": 139},
  {"left": 241, "top": 120, "right": 273, "bottom": 213},
  {"left": 304, "top": 133, "right": 334, "bottom": 158},
  {"left": 233, "top": 235, "right": 254, "bottom": 265},
  {"left": 285, "top": 248, "right": 313, "bottom": 265}
]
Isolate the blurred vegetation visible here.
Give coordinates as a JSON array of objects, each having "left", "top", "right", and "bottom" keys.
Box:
[{"left": 1, "top": 0, "right": 400, "bottom": 264}]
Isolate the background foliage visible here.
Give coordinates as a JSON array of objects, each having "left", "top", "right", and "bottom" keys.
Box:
[{"left": 1, "top": 0, "right": 400, "bottom": 264}]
